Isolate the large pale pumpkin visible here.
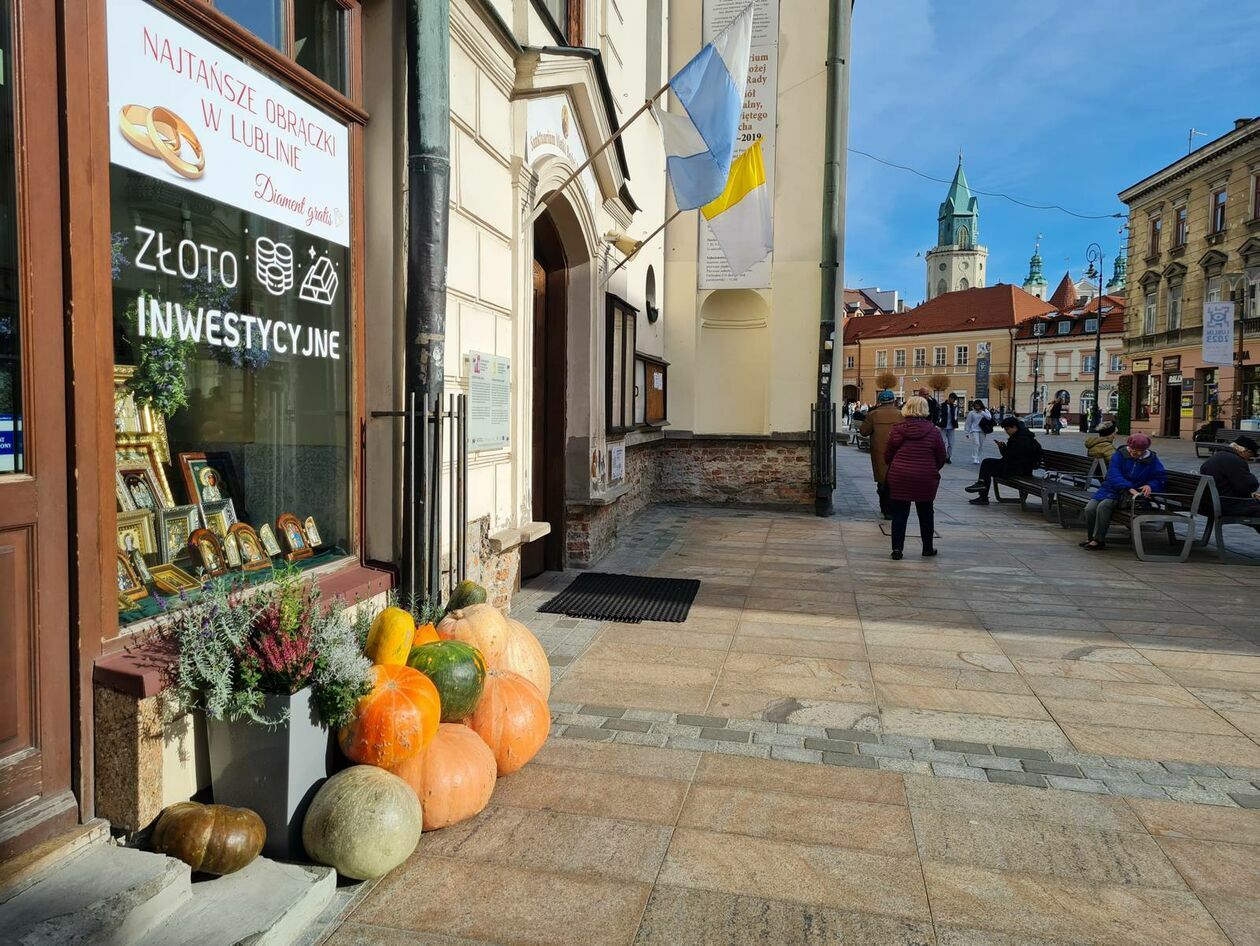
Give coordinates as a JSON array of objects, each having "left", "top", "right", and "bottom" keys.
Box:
[
  {"left": 495, "top": 619, "right": 551, "bottom": 699},
  {"left": 389, "top": 723, "right": 497, "bottom": 830},
  {"left": 338, "top": 664, "right": 440, "bottom": 768},
  {"left": 302, "top": 766, "right": 421, "bottom": 880},
  {"left": 466, "top": 670, "right": 549, "bottom": 776},
  {"left": 364, "top": 606, "right": 416, "bottom": 666},
  {"left": 151, "top": 801, "right": 265, "bottom": 876},
  {"left": 438, "top": 604, "right": 510, "bottom": 664}
]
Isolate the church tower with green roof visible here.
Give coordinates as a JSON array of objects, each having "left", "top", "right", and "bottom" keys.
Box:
[
  {"left": 925, "top": 155, "right": 988, "bottom": 300},
  {"left": 1022, "top": 237, "right": 1048, "bottom": 300}
]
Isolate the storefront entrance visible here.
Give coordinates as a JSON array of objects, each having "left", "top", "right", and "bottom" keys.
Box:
[
  {"left": 523, "top": 213, "right": 568, "bottom": 578},
  {"left": 0, "top": 1, "right": 76, "bottom": 857},
  {"left": 1164, "top": 375, "right": 1182, "bottom": 437}
]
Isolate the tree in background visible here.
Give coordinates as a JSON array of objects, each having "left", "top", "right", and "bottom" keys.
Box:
[{"left": 991, "top": 373, "right": 1009, "bottom": 411}]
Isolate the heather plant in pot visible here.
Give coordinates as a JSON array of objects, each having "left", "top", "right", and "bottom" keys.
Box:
[{"left": 159, "top": 566, "right": 372, "bottom": 857}]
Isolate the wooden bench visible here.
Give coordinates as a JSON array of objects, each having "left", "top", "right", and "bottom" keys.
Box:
[
  {"left": 1056, "top": 470, "right": 1214, "bottom": 563},
  {"left": 1196, "top": 427, "right": 1247, "bottom": 458},
  {"left": 991, "top": 449, "right": 1107, "bottom": 522}
]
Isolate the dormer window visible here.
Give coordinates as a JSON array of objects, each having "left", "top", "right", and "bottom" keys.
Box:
[{"left": 1057, "top": 321, "right": 1071, "bottom": 335}]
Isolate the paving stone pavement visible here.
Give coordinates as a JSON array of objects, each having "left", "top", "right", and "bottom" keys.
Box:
[{"left": 318, "top": 433, "right": 1260, "bottom": 944}]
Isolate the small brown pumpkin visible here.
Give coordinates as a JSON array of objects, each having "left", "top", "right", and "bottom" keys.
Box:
[{"left": 151, "top": 801, "right": 266, "bottom": 875}]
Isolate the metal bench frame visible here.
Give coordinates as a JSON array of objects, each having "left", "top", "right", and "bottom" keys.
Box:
[
  {"left": 1203, "top": 477, "right": 1260, "bottom": 565},
  {"left": 1056, "top": 473, "right": 1213, "bottom": 563},
  {"left": 992, "top": 452, "right": 1106, "bottom": 522}
]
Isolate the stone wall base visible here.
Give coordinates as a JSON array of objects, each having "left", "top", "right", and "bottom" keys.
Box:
[
  {"left": 463, "top": 514, "right": 521, "bottom": 612},
  {"left": 565, "top": 436, "right": 811, "bottom": 567}
]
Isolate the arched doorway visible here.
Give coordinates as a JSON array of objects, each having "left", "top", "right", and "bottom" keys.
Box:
[{"left": 523, "top": 212, "right": 568, "bottom": 578}]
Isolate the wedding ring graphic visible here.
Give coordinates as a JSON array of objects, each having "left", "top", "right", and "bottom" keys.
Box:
[
  {"left": 118, "top": 104, "right": 181, "bottom": 158},
  {"left": 118, "top": 104, "right": 206, "bottom": 180},
  {"left": 145, "top": 106, "right": 205, "bottom": 179}
]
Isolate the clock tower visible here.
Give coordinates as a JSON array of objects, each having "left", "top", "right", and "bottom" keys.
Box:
[{"left": 925, "top": 155, "right": 988, "bottom": 300}]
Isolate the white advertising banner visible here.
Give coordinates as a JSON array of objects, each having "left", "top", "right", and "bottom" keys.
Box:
[
  {"left": 1202, "top": 302, "right": 1236, "bottom": 365},
  {"left": 107, "top": 0, "right": 351, "bottom": 246},
  {"left": 698, "top": 0, "right": 778, "bottom": 290}
]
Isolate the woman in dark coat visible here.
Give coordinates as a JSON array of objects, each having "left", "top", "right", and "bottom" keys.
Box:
[{"left": 884, "top": 395, "right": 947, "bottom": 559}]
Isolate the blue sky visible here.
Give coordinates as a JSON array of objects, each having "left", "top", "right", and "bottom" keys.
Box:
[{"left": 844, "top": 0, "right": 1260, "bottom": 305}]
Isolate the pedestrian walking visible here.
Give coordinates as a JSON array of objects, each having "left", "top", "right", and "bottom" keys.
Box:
[
  {"left": 1084, "top": 419, "right": 1117, "bottom": 462},
  {"left": 858, "top": 390, "right": 902, "bottom": 519},
  {"left": 917, "top": 387, "right": 941, "bottom": 426},
  {"left": 884, "top": 396, "right": 945, "bottom": 560},
  {"left": 1200, "top": 434, "right": 1260, "bottom": 531},
  {"left": 937, "top": 393, "right": 960, "bottom": 463},
  {"left": 1080, "top": 433, "right": 1167, "bottom": 550},
  {"left": 1048, "top": 397, "right": 1064, "bottom": 435},
  {"left": 963, "top": 399, "right": 993, "bottom": 464},
  {"left": 964, "top": 416, "right": 1042, "bottom": 505}
]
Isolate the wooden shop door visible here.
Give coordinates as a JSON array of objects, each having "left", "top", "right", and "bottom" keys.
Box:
[{"left": 0, "top": 0, "right": 75, "bottom": 857}]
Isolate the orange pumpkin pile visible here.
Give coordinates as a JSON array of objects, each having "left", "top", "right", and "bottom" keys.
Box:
[{"left": 336, "top": 584, "right": 551, "bottom": 835}]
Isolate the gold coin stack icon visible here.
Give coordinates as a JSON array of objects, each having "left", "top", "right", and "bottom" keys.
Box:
[{"left": 118, "top": 104, "right": 206, "bottom": 179}]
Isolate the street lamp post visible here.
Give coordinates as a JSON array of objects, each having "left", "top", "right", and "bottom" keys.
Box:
[
  {"left": 1032, "top": 322, "right": 1043, "bottom": 414},
  {"left": 1223, "top": 272, "right": 1248, "bottom": 428},
  {"left": 1086, "top": 243, "right": 1106, "bottom": 430}
]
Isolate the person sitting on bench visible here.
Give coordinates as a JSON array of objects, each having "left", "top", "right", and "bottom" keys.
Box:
[
  {"left": 965, "top": 417, "right": 1042, "bottom": 505},
  {"left": 1201, "top": 434, "right": 1260, "bottom": 532},
  {"left": 1079, "top": 433, "right": 1168, "bottom": 551}
]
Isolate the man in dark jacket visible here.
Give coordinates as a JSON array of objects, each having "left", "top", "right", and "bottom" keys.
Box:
[
  {"left": 937, "top": 393, "right": 960, "bottom": 464},
  {"left": 1201, "top": 435, "right": 1260, "bottom": 528},
  {"left": 917, "top": 387, "right": 941, "bottom": 426},
  {"left": 964, "top": 417, "right": 1042, "bottom": 505}
]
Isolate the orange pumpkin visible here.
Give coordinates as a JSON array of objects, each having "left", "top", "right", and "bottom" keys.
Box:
[
  {"left": 466, "top": 670, "right": 549, "bottom": 776},
  {"left": 338, "top": 664, "right": 440, "bottom": 768},
  {"left": 389, "top": 723, "right": 497, "bottom": 830},
  {"left": 413, "top": 622, "right": 440, "bottom": 647},
  {"left": 495, "top": 619, "right": 551, "bottom": 699},
  {"left": 438, "top": 604, "right": 510, "bottom": 664},
  {"left": 364, "top": 607, "right": 416, "bottom": 666}
]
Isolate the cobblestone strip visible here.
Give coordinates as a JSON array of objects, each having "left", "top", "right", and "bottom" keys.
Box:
[{"left": 547, "top": 701, "right": 1260, "bottom": 808}]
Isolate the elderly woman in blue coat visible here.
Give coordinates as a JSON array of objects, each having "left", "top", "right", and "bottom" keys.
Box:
[{"left": 1081, "top": 433, "right": 1167, "bottom": 550}]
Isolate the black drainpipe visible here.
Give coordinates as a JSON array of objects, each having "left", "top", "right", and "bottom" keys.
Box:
[{"left": 402, "top": 0, "right": 451, "bottom": 601}]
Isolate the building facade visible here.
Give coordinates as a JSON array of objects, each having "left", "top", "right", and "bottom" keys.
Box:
[
  {"left": 925, "top": 157, "right": 988, "bottom": 301},
  {"left": 842, "top": 285, "right": 1052, "bottom": 408},
  {"left": 1012, "top": 295, "right": 1127, "bottom": 421},
  {"left": 1119, "top": 116, "right": 1260, "bottom": 440}
]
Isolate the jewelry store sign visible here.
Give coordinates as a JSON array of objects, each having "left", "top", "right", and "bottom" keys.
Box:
[
  {"left": 468, "top": 352, "right": 511, "bottom": 452},
  {"left": 107, "top": 0, "right": 350, "bottom": 247}
]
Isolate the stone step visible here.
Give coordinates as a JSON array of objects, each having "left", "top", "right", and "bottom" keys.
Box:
[
  {"left": 0, "top": 820, "right": 111, "bottom": 906},
  {"left": 135, "top": 857, "right": 336, "bottom": 946},
  {"left": 0, "top": 843, "right": 191, "bottom": 945}
]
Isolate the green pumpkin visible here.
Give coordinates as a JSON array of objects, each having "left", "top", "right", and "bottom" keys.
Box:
[
  {"left": 446, "top": 579, "right": 488, "bottom": 613},
  {"left": 406, "top": 640, "right": 487, "bottom": 722}
]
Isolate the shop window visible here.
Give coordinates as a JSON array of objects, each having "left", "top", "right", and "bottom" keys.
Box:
[
  {"left": 933, "top": 346, "right": 946, "bottom": 367},
  {"left": 606, "top": 294, "right": 637, "bottom": 434},
  {"left": 1079, "top": 390, "right": 1095, "bottom": 417},
  {"left": 1133, "top": 373, "right": 1152, "bottom": 420},
  {"left": 636, "top": 355, "right": 667, "bottom": 426},
  {"left": 893, "top": 349, "right": 906, "bottom": 369},
  {"left": 109, "top": 0, "right": 356, "bottom": 623},
  {"left": 212, "top": 0, "right": 348, "bottom": 92},
  {"left": 0, "top": 5, "right": 18, "bottom": 475},
  {"left": 1167, "top": 283, "right": 1183, "bottom": 330},
  {"left": 954, "top": 345, "right": 968, "bottom": 366},
  {"left": 913, "top": 348, "right": 926, "bottom": 368}
]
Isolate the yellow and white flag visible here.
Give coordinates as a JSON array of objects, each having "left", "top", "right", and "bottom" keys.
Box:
[{"left": 700, "top": 140, "right": 772, "bottom": 276}]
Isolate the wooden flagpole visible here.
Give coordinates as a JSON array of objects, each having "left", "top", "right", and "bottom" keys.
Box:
[
  {"left": 525, "top": 82, "right": 670, "bottom": 228},
  {"left": 602, "top": 208, "right": 685, "bottom": 285}
]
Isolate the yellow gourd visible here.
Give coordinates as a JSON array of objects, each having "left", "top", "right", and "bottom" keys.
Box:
[{"left": 364, "top": 606, "right": 416, "bottom": 666}]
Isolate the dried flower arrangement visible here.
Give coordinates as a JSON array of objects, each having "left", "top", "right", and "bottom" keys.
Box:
[{"left": 159, "top": 564, "right": 371, "bottom": 727}]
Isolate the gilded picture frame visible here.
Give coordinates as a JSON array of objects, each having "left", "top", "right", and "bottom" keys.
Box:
[
  {"left": 116, "top": 436, "right": 174, "bottom": 509},
  {"left": 114, "top": 365, "right": 170, "bottom": 463},
  {"left": 188, "top": 528, "right": 227, "bottom": 578},
  {"left": 202, "top": 498, "right": 238, "bottom": 541},
  {"left": 149, "top": 562, "right": 203, "bottom": 596},
  {"left": 115, "top": 550, "right": 148, "bottom": 601},
  {"left": 276, "top": 512, "right": 313, "bottom": 562},
  {"left": 177, "top": 451, "right": 243, "bottom": 512},
  {"left": 228, "top": 522, "right": 271, "bottom": 572},
  {"left": 116, "top": 508, "right": 157, "bottom": 556},
  {"left": 158, "top": 504, "right": 201, "bottom": 564},
  {"left": 258, "top": 523, "right": 283, "bottom": 558}
]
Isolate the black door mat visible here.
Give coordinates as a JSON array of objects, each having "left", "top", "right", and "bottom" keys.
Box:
[{"left": 538, "top": 572, "right": 701, "bottom": 624}]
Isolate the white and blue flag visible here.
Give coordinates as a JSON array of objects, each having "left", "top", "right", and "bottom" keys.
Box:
[{"left": 656, "top": 4, "right": 754, "bottom": 211}]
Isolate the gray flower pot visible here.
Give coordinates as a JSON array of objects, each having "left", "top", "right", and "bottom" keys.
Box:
[{"left": 204, "top": 688, "right": 335, "bottom": 860}]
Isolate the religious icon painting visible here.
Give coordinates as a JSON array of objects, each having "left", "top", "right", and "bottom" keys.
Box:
[
  {"left": 188, "top": 528, "right": 227, "bottom": 578},
  {"left": 304, "top": 515, "right": 323, "bottom": 548},
  {"left": 202, "top": 498, "right": 238, "bottom": 541},
  {"left": 116, "top": 508, "right": 157, "bottom": 556},
  {"left": 276, "top": 512, "right": 313, "bottom": 562},
  {"left": 115, "top": 436, "right": 174, "bottom": 509},
  {"left": 258, "top": 523, "right": 283, "bottom": 558},
  {"left": 158, "top": 505, "right": 201, "bottom": 565},
  {"left": 116, "top": 550, "right": 148, "bottom": 601},
  {"left": 178, "top": 452, "right": 242, "bottom": 512},
  {"left": 149, "top": 563, "right": 203, "bottom": 596},
  {"left": 229, "top": 523, "right": 271, "bottom": 572}
]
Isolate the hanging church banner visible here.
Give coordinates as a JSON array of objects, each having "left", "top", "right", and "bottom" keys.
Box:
[
  {"left": 1202, "top": 302, "right": 1235, "bottom": 365},
  {"left": 698, "top": 0, "right": 778, "bottom": 291},
  {"left": 974, "top": 342, "right": 991, "bottom": 404}
]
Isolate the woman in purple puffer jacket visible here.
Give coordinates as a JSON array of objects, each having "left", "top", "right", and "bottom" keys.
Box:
[{"left": 884, "top": 395, "right": 947, "bottom": 560}]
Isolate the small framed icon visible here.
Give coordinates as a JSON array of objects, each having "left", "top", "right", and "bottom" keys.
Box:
[
  {"left": 304, "top": 515, "right": 323, "bottom": 549},
  {"left": 149, "top": 563, "right": 203, "bottom": 596},
  {"left": 258, "top": 522, "right": 283, "bottom": 558},
  {"left": 276, "top": 512, "right": 313, "bottom": 562},
  {"left": 115, "top": 550, "right": 148, "bottom": 601},
  {"left": 229, "top": 523, "right": 271, "bottom": 572},
  {"left": 188, "top": 528, "right": 228, "bottom": 577},
  {"left": 158, "top": 504, "right": 201, "bottom": 565},
  {"left": 202, "top": 498, "right": 238, "bottom": 542}
]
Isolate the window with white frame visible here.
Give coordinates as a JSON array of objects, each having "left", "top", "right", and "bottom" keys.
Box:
[
  {"left": 1143, "top": 291, "right": 1157, "bottom": 334},
  {"left": 1082, "top": 354, "right": 1098, "bottom": 374},
  {"left": 1084, "top": 317, "right": 1099, "bottom": 334},
  {"left": 1109, "top": 353, "right": 1124, "bottom": 372},
  {"left": 954, "top": 345, "right": 969, "bottom": 366},
  {"left": 1249, "top": 281, "right": 1259, "bottom": 319},
  {"left": 1108, "top": 390, "right": 1120, "bottom": 411},
  {"left": 1057, "top": 321, "right": 1072, "bottom": 335},
  {"left": 933, "top": 346, "right": 946, "bottom": 367},
  {"left": 913, "top": 347, "right": 926, "bottom": 368},
  {"left": 894, "top": 349, "right": 906, "bottom": 368},
  {"left": 1167, "top": 283, "right": 1183, "bottom": 330},
  {"left": 876, "top": 350, "right": 888, "bottom": 369},
  {"left": 845, "top": 355, "right": 855, "bottom": 369},
  {"left": 1207, "top": 275, "right": 1223, "bottom": 302},
  {"left": 1080, "top": 390, "right": 1095, "bottom": 417}
]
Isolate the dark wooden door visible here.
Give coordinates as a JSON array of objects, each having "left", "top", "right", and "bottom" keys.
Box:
[
  {"left": 0, "top": 0, "right": 75, "bottom": 857},
  {"left": 522, "top": 262, "right": 548, "bottom": 579}
]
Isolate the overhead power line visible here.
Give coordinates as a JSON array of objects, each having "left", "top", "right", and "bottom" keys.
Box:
[{"left": 849, "top": 148, "right": 1125, "bottom": 220}]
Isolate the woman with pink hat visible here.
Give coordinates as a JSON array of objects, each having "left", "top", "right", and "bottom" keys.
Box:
[{"left": 1080, "top": 433, "right": 1167, "bottom": 551}]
